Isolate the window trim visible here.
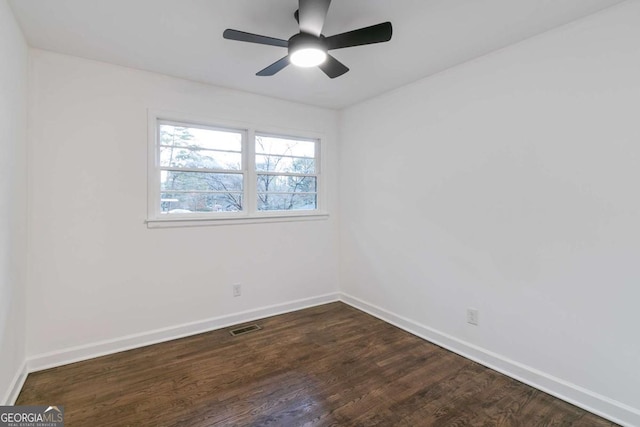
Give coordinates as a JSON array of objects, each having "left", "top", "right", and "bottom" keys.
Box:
[{"left": 146, "top": 110, "right": 328, "bottom": 228}]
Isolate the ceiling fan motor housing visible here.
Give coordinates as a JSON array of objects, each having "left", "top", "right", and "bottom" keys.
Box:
[{"left": 288, "top": 33, "right": 328, "bottom": 56}]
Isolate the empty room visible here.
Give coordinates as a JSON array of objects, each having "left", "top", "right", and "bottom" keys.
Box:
[{"left": 1, "top": 0, "right": 638, "bottom": 425}]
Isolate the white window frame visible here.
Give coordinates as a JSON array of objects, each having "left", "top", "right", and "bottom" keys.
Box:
[{"left": 146, "top": 110, "right": 328, "bottom": 228}]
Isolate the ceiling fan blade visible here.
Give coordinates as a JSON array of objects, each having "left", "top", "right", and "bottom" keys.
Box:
[
  {"left": 318, "top": 54, "right": 349, "bottom": 79},
  {"left": 326, "top": 22, "right": 392, "bottom": 50},
  {"left": 298, "top": 0, "right": 331, "bottom": 36},
  {"left": 223, "top": 29, "right": 288, "bottom": 48},
  {"left": 256, "top": 56, "right": 291, "bottom": 76}
]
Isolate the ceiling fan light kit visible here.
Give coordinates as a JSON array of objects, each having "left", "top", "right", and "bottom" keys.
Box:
[
  {"left": 223, "top": 0, "right": 392, "bottom": 78},
  {"left": 289, "top": 33, "right": 328, "bottom": 67}
]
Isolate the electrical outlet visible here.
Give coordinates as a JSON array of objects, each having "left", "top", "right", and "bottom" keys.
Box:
[
  {"left": 467, "top": 308, "right": 479, "bottom": 326},
  {"left": 233, "top": 284, "right": 241, "bottom": 297}
]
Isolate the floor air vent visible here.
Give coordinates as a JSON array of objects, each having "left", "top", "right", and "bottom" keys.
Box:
[{"left": 229, "top": 324, "right": 262, "bottom": 337}]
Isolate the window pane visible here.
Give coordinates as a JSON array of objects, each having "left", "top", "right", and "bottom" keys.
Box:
[
  {"left": 255, "top": 135, "right": 315, "bottom": 158},
  {"left": 257, "top": 193, "right": 317, "bottom": 211},
  {"left": 161, "top": 171, "right": 243, "bottom": 192},
  {"left": 160, "top": 123, "right": 242, "bottom": 152},
  {"left": 160, "top": 147, "right": 241, "bottom": 170},
  {"left": 257, "top": 175, "right": 316, "bottom": 193},
  {"left": 161, "top": 192, "right": 242, "bottom": 213},
  {"left": 256, "top": 155, "right": 315, "bottom": 174}
]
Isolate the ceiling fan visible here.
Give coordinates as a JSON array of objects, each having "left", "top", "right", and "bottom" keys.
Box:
[{"left": 223, "top": 0, "right": 392, "bottom": 79}]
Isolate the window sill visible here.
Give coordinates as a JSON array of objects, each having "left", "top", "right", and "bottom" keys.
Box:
[{"left": 146, "top": 212, "right": 330, "bottom": 228}]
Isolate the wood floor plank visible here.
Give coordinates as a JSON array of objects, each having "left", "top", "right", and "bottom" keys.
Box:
[{"left": 16, "top": 302, "right": 617, "bottom": 426}]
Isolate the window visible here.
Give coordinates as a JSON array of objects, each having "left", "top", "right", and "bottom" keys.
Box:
[
  {"left": 256, "top": 133, "right": 318, "bottom": 212},
  {"left": 148, "top": 113, "right": 325, "bottom": 226},
  {"left": 158, "top": 121, "right": 245, "bottom": 214}
]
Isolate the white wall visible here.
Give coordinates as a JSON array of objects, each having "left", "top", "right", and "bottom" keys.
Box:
[
  {"left": 0, "top": 0, "right": 28, "bottom": 404},
  {"left": 340, "top": 2, "right": 639, "bottom": 425},
  {"left": 27, "top": 50, "right": 340, "bottom": 361}
]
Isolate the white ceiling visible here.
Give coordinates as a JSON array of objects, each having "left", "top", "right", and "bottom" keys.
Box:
[{"left": 9, "top": 0, "right": 623, "bottom": 109}]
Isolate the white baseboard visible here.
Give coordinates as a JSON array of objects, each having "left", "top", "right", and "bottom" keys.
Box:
[
  {"left": 27, "top": 292, "right": 339, "bottom": 373},
  {"left": 3, "top": 360, "right": 28, "bottom": 405},
  {"left": 339, "top": 293, "right": 640, "bottom": 427}
]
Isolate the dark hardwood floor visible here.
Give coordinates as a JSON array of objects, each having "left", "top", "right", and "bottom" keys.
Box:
[{"left": 17, "top": 302, "right": 616, "bottom": 426}]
